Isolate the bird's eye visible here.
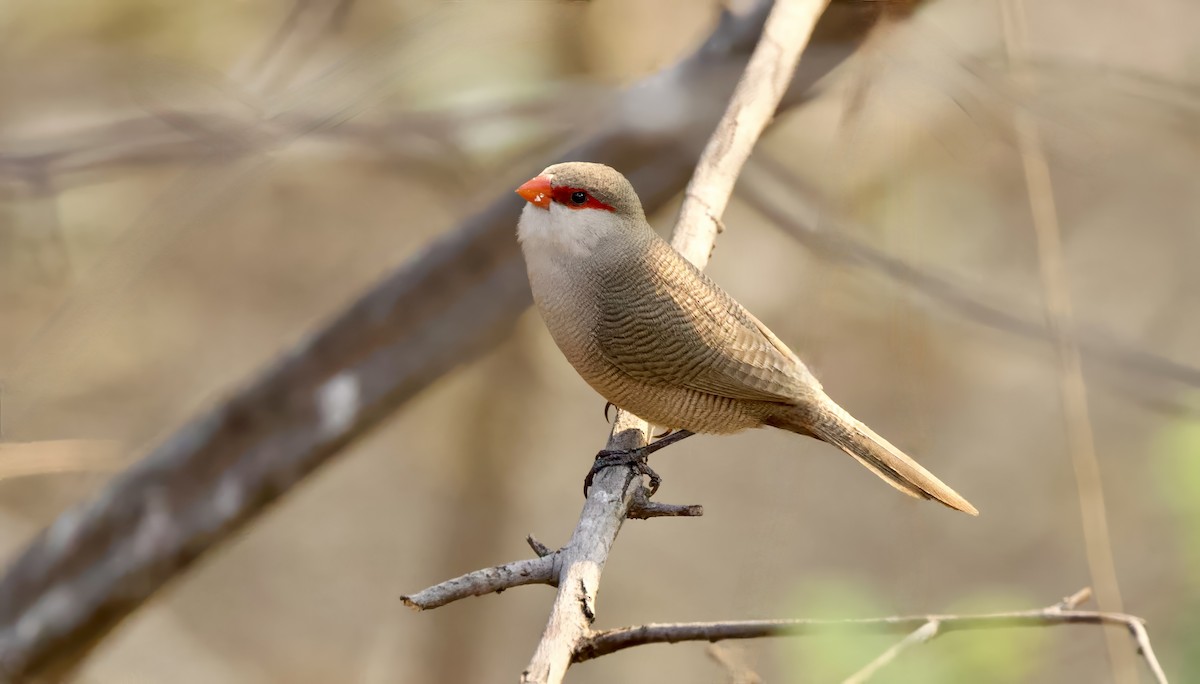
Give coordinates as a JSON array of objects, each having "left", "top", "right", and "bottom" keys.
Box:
[{"left": 570, "top": 191, "right": 587, "bottom": 205}]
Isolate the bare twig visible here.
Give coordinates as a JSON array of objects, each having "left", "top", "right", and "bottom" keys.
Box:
[
  {"left": 243, "top": 0, "right": 360, "bottom": 95},
  {"left": 841, "top": 587, "right": 1093, "bottom": 684},
  {"left": 842, "top": 622, "right": 939, "bottom": 684},
  {"left": 628, "top": 489, "right": 704, "bottom": 520},
  {"left": 574, "top": 589, "right": 1167, "bottom": 684},
  {"left": 706, "top": 643, "right": 762, "bottom": 684},
  {"left": 999, "top": 2, "right": 1133, "bottom": 682},
  {"left": 578, "top": 611, "right": 1144, "bottom": 657},
  {"left": 0, "top": 100, "right": 561, "bottom": 191},
  {"left": 400, "top": 556, "right": 558, "bottom": 611},
  {"left": 527, "top": 535, "right": 553, "bottom": 558},
  {"left": 1128, "top": 619, "right": 1170, "bottom": 684},
  {"left": 0, "top": 2, "right": 890, "bottom": 679},
  {"left": 398, "top": 429, "right": 704, "bottom": 619},
  {"left": 520, "top": 1, "right": 833, "bottom": 682}
]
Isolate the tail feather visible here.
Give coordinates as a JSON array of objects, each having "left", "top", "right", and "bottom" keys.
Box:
[{"left": 770, "top": 399, "right": 978, "bottom": 516}]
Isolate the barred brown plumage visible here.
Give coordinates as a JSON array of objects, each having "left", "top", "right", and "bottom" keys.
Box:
[{"left": 516, "top": 162, "right": 977, "bottom": 515}]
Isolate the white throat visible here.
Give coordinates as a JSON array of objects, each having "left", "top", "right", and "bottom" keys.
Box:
[{"left": 517, "top": 202, "right": 617, "bottom": 260}]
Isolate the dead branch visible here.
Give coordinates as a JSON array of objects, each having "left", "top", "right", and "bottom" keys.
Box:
[
  {"left": 400, "top": 556, "right": 558, "bottom": 611},
  {"left": 573, "top": 587, "right": 1168, "bottom": 684},
  {"left": 520, "top": 1, "right": 832, "bottom": 682},
  {"left": 399, "top": 456, "right": 702, "bottom": 615},
  {"left": 0, "top": 2, "right": 892, "bottom": 680},
  {"left": 627, "top": 489, "right": 704, "bottom": 520},
  {"left": 399, "top": 426, "right": 703, "bottom": 616}
]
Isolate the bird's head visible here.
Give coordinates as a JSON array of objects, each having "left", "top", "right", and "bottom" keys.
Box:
[{"left": 515, "top": 162, "right": 647, "bottom": 257}]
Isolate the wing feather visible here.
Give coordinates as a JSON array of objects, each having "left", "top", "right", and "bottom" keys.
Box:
[{"left": 593, "top": 239, "right": 818, "bottom": 403}]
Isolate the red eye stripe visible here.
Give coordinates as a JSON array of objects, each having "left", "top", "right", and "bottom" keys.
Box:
[{"left": 550, "top": 186, "right": 615, "bottom": 212}]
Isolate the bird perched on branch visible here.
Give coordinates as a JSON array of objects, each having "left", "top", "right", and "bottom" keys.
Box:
[{"left": 515, "top": 162, "right": 977, "bottom": 515}]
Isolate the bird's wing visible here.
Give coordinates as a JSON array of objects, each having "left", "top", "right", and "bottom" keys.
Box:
[{"left": 594, "top": 239, "right": 819, "bottom": 404}]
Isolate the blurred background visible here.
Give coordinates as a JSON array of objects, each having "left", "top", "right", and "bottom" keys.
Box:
[{"left": 1, "top": 0, "right": 1199, "bottom": 681}]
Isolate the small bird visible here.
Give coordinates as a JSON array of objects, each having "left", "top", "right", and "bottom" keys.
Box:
[{"left": 515, "top": 162, "right": 977, "bottom": 515}]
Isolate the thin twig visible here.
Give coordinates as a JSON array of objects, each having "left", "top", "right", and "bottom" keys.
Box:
[
  {"left": 1128, "top": 619, "right": 1170, "bottom": 684},
  {"left": 999, "top": 2, "right": 1135, "bottom": 682},
  {"left": 706, "top": 643, "right": 762, "bottom": 684},
  {"left": 574, "top": 597, "right": 1165, "bottom": 684},
  {"left": 243, "top": 0, "right": 360, "bottom": 95},
  {"left": 398, "top": 432, "right": 700, "bottom": 619},
  {"left": 527, "top": 535, "right": 553, "bottom": 558},
  {"left": 400, "top": 556, "right": 558, "bottom": 611},
  {"left": 842, "top": 587, "right": 1093, "bottom": 684},
  {"left": 519, "top": 1, "right": 833, "bottom": 682},
  {"left": 843, "top": 622, "right": 939, "bottom": 684},
  {"left": 578, "top": 610, "right": 1144, "bottom": 658},
  {"left": 628, "top": 489, "right": 704, "bottom": 520}
]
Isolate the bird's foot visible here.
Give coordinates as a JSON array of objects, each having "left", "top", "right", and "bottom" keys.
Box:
[
  {"left": 581, "top": 430, "right": 694, "bottom": 498},
  {"left": 584, "top": 447, "right": 662, "bottom": 497}
]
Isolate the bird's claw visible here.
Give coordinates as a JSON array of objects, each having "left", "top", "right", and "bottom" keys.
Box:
[{"left": 583, "top": 447, "right": 662, "bottom": 498}]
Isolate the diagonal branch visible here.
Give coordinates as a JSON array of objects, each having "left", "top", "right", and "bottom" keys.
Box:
[
  {"left": 520, "top": 1, "right": 833, "bottom": 682},
  {"left": 671, "top": 0, "right": 830, "bottom": 268},
  {"left": 242, "top": 0, "right": 359, "bottom": 95},
  {"left": 0, "top": 2, "right": 892, "bottom": 681},
  {"left": 743, "top": 155, "right": 1200, "bottom": 397}
]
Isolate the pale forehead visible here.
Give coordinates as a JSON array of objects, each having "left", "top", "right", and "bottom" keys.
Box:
[
  {"left": 542, "top": 163, "right": 624, "bottom": 190},
  {"left": 536, "top": 162, "right": 643, "bottom": 217}
]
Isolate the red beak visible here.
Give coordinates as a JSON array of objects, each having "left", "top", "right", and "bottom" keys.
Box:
[{"left": 516, "top": 175, "right": 552, "bottom": 209}]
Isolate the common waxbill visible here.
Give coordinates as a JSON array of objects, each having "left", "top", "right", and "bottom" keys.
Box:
[{"left": 515, "top": 162, "right": 977, "bottom": 515}]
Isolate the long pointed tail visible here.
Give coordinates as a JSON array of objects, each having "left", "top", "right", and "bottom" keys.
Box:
[{"left": 769, "top": 399, "right": 978, "bottom": 516}]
